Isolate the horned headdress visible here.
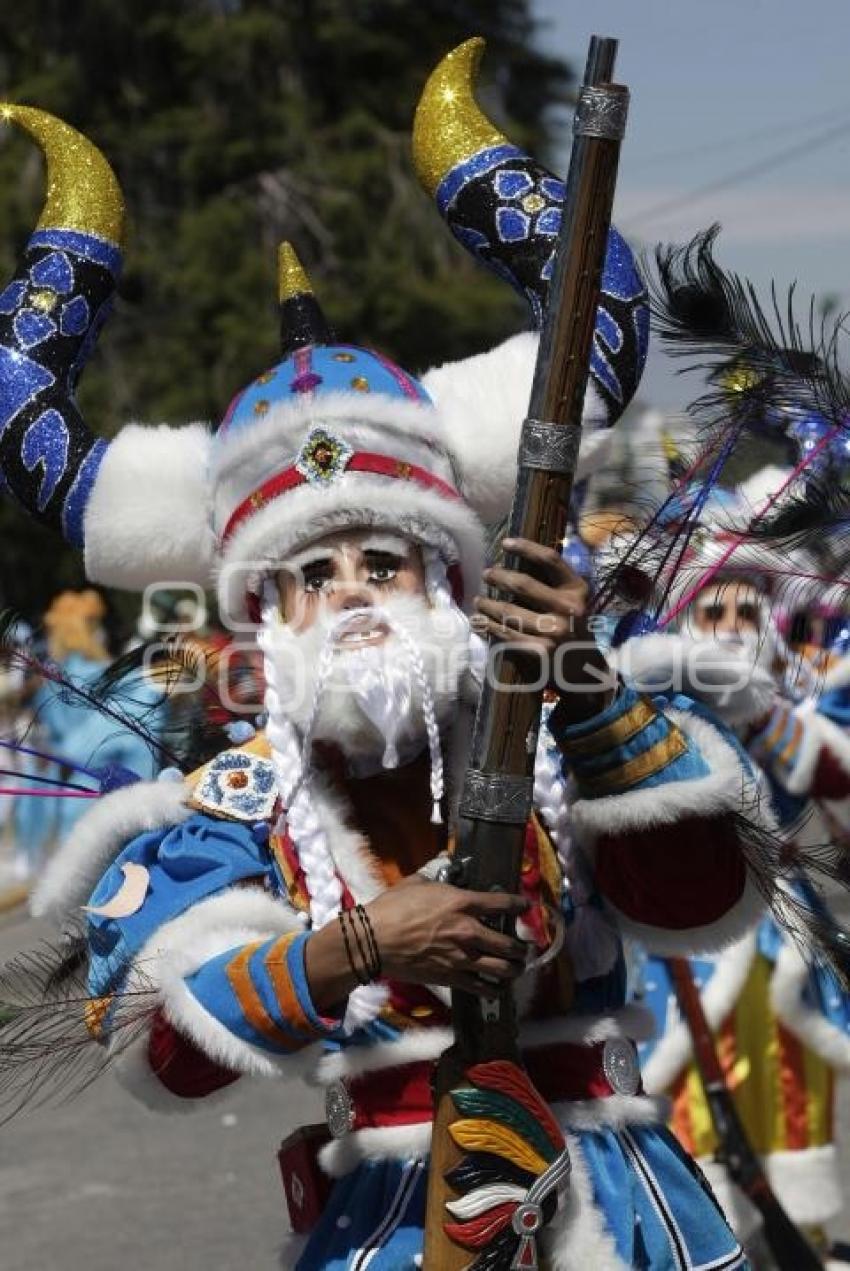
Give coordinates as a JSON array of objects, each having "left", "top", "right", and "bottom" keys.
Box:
[{"left": 0, "top": 41, "right": 648, "bottom": 619}]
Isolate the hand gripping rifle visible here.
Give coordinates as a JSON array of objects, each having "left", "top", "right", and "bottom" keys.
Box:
[
  {"left": 666, "top": 957, "right": 824, "bottom": 1271},
  {"left": 423, "top": 37, "right": 630, "bottom": 1271}
]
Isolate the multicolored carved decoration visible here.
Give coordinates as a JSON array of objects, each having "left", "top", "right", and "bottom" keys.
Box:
[
  {"left": 413, "top": 39, "right": 649, "bottom": 422},
  {"left": 0, "top": 105, "right": 124, "bottom": 545},
  {"left": 442, "top": 1060, "right": 570, "bottom": 1270}
]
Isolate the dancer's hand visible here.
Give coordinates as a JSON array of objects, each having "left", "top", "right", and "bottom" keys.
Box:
[
  {"left": 473, "top": 536, "right": 615, "bottom": 721},
  {"left": 367, "top": 875, "right": 529, "bottom": 995}
]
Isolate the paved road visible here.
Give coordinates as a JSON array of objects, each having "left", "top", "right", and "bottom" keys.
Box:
[
  {"left": 0, "top": 903, "right": 320, "bottom": 1271},
  {"left": 1, "top": 898, "right": 850, "bottom": 1271}
]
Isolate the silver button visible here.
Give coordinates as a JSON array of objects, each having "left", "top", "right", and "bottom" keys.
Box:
[
  {"left": 325, "top": 1079, "right": 355, "bottom": 1138},
  {"left": 602, "top": 1038, "right": 641, "bottom": 1095}
]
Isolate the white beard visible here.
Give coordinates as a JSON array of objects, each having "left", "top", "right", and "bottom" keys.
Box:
[{"left": 264, "top": 592, "right": 471, "bottom": 767}]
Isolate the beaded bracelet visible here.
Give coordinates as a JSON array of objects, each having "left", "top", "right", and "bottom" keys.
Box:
[
  {"left": 338, "top": 909, "right": 370, "bottom": 986},
  {"left": 354, "top": 904, "right": 382, "bottom": 980}
]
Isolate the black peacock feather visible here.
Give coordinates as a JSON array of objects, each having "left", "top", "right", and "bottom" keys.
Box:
[{"left": 0, "top": 927, "right": 159, "bottom": 1122}]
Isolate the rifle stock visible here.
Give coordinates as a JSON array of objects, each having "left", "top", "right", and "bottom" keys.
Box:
[
  {"left": 423, "top": 35, "right": 629, "bottom": 1268},
  {"left": 667, "top": 957, "right": 824, "bottom": 1271}
]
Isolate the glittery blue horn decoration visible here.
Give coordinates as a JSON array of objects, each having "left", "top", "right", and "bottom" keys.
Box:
[
  {"left": 0, "top": 104, "right": 123, "bottom": 545},
  {"left": 413, "top": 39, "right": 649, "bottom": 421}
]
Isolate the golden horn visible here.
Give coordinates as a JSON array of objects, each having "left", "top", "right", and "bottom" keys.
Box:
[
  {"left": 277, "top": 241, "right": 314, "bottom": 302},
  {"left": 0, "top": 103, "right": 124, "bottom": 245},
  {"left": 412, "top": 38, "right": 507, "bottom": 199}
]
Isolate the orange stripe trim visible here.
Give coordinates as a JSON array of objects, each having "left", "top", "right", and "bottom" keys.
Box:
[
  {"left": 776, "top": 1022, "right": 809, "bottom": 1150},
  {"left": 263, "top": 934, "right": 318, "bottom": 1039},
  {"left": 225, "top": 941, "right": 301, "bottom": 1051},
  {"left": 761, "top": 708, "right": 791, "bottom": 754},
  {"left": 778, "top": 718, "right": 803, "bottom": 767},
  {"left": 669, "top": 1069, "right": 698, "bottom": 1157}
]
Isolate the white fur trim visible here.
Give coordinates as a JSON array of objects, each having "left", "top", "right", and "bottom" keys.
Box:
[
  {"left": 608, "top": 874, "right": 764, "bottom": 960},
  {"left": 549, "top": 1094, "right": 667, "bottom": 1130},
  {"left": 764, "top": 1144, "right": 843, "bottom": 1225},
  {"left": 571, "top": 706, "right": 757, "bottom": 836},
  {"left": 317, "top": 1095, "right": 665, "bottom": 1181},
  {"left": 770, "top": 939, "right": 850, "bottom": 1071},
  {"left": 30, "top": 779, "right": 191, "bottom": 920},
  {"left": 124, "top": 887, "right": 309, "bottom": 1091},
  {"left": 317, "top": 1027, "right": 454, "bottom": 1084},
  {"left": 319, "top": 1122, "right": 433, "bottom": 1177},
  {"left": 315, "top": 1006, "right": 658, "bottom": 1085},
  {"left": 421, "top": 331, "right": 609, "bottom": 526},
  {"left": 544, "top": 1131, "right": 629, "bottom": 1269},
  {"left": 110, "top": 1029, "right": 241, "bottom": 1114},
  {"left": 641, "top": 934, "right": 757, "bottom": 1094},
  {"left": 615, "top": 633, "right": 776, "bottom": 728},
  {"left": 217, "top": 473, "right": 485, "bottom": 622},
  {"left": 211, "top": 391, "right": 486, "bottom": 620},
  {"left": 699, "top": 1144, "right": 843, "bottom": 1229},
  {"left": 212, "top": 395, "right": 453, "bottom": 519},
  {"left": 520, "top": 1003, "right": 657, "bottom": 1048},
  {"left": 84, "top": 423, "right": 215, "bottom": 590}
]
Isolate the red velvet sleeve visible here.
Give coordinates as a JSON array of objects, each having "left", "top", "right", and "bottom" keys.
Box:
[
  {"left": 593, "top": 813, "right": 747, "bottom": 931},
  {"left": 147, "top": 1009, "right": 241, "bottom": 1099},
  {"left": 811, "top": 748, "right": 850, "bottom": 800}
]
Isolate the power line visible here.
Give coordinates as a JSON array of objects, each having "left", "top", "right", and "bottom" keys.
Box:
[
  {"left": 637, "top": 100, "right": 850, "bottom": 168},
  {"left": 626, "top": 116, "right": 850, "bottom": 231}
]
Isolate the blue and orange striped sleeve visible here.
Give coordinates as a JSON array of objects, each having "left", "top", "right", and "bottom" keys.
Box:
[{"left": 184, "top": 930, "right": 343, "bottom": 1055}]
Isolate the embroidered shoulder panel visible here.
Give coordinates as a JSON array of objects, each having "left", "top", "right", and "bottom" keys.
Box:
[{"left": 187, "top": 741, "right": 278, "bottom": 823}]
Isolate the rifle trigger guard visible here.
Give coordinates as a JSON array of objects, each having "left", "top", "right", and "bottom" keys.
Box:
[
  {"left": 518, "top": 418, "right": 581, "bottom": 474},
  {"left": 522, "top": 902, "right": 566, "bottom": 975}
]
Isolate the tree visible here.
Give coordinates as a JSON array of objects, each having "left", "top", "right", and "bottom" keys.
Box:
[{"left": 0, "top": 0, "right": 573, "bottom": 621}]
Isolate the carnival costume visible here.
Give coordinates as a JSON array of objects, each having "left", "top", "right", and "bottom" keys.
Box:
[
  {"left": 580, "top": 232, "right": 850, "bottom": 1256},
  {"left": 3, "top": 43, "right": 837, "bottom": 1271}
]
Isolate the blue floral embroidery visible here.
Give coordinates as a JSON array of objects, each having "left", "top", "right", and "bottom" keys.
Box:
[{"left": 194, "top": 750, "right": 278, "bottom": 821}]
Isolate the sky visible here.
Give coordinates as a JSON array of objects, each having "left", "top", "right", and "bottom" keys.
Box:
[{"left": 532, "top": 0, "right": 850, "bottom": 409}]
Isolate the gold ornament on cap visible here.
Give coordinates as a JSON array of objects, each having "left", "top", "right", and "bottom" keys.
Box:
[
  {"left": 277, "top": 241, "right": 314, "bottom": 303},
  {"left": 0, "top": 102, "right": 124, "bottom": 245},
  {"left": 412, "top": 37, "right": 506, "bottom": 198}
]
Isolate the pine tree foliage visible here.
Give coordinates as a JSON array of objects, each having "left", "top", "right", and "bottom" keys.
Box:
[{"left": 0, "top": 0, "right": 573, "bottom": 616}]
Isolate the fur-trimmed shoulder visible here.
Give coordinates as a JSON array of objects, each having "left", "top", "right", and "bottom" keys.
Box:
[
  {"left": 31, "top": 779, "right": 191, "bottom": 921},
  {"left": 570, "top": 705, "right": 762, "bottom": 836}
]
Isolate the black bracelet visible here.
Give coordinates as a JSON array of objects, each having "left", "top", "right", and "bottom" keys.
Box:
[
  {"left": 338, "top": 909, "right": 370, "bottom": 986},
  {"left": 346, "top": 904, "right": 376, "bottom": 983},
  {"left": 354, "top": 903, "right": 382, "bottom": 980}
]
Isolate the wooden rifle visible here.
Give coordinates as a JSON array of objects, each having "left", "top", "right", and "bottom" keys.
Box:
[
  {"left": 666, "top": 957, "right": 824, "bottom": 1271},
  {"left": 423, "top": 35, "right": 630, "bottom": 1270}
]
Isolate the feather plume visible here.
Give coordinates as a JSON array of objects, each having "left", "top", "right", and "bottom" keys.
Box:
[
  {"left": 649, "top": 225, "right": 850, "bottom": 430},
  {"left": 0, "top": 926, "right": 158, "bottom": 1122}
]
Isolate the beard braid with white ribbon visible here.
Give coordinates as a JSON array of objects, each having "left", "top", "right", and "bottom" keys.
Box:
[{"left": 256, "top": 567, "right": 470, "bottom": 1033}]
